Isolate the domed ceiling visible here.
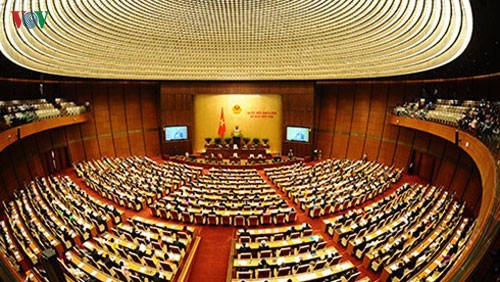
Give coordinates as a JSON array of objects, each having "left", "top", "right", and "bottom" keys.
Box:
[{"left": 0, "top": 0, "right": 473, "bottom": 80}]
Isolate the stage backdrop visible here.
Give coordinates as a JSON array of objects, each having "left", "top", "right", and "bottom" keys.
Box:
[{"left": 194, "top": 94, "right": 282, "bottom": 153}]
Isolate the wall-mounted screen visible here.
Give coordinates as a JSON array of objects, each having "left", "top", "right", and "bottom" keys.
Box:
[
  {"left": 165, "top": 126, "right": 188, "bottom": 141},
  {"left": 286, "top": 126, "right": 309, "bottom": 142}
]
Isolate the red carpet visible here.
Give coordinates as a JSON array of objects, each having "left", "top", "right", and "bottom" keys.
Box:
[
  {"left": 58, "top": 160, "right": 428, "bottom": 282},
  {"left": 188, "top": 226, "right": 234, "bottom": 282}
]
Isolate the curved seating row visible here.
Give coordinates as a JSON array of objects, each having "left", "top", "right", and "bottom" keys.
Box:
[
  {"left": 265, "top": 159, "right": 402, "bottom": 218},
  {"left": 232, "top": 225, "right": 360, "bottom": 282},
  {"left": 153, "top": 167, "right": 297, "bottom": 225},
  {"left": 74, "top": 157, "right": 202, "bottom": 211}
]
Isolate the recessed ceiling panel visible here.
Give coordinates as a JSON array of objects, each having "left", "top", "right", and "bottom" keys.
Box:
[{"left": 0, "top": 0, "right": 473, "bottom": 80}]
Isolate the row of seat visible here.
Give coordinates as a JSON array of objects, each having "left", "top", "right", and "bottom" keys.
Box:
[
  {"left": 266, "top": 159, "right": 402, "bottom": 218},
  {"left": 0, "top": 98, "right": 87, "bottom": 130},
  {"left": 153, "top": 166, "right": 296, "bottom": 225},
  {"left": 380, "top": 201, "right": 467, "bottom": 282},
  {"left": 232, "top": 225, "right": 360, "bottom": 282},
  {"left": 55, "top": 214, "right": 196, "bottom": 282},
  {"left": 74, "top": 157, "right": 202, "bottom": 211},
  {"left": 0, "top": 220, "right": 23, "bottom": 272},
  {"left": 321, "top": 179, "right": 473, "bottom": 282}
]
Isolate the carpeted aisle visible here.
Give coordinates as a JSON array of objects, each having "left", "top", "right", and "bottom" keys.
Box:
[{"left": 188, "top": 226, "right": 234, "bottom": 282}]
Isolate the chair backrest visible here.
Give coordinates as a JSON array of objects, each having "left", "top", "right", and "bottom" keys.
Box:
[
  {"left": 313, "top": 208, "right": 321, "bottom": 217},
  {"left": 239, "top": 236, "right": 251, "bottom": 243},
  {"left": 324, "top": 205, "right": 333, "bottom": 214},
  {"left": 298, "top": 245, "right": 310, "bottom": 253},
  {"left": 348, "top": 272, "right": 361, "bottom": 282},
  {"left": 116, "top": 246, "right": 129, "bottom": 259},
  {"left": 129, "top": 274, "right": 142, "bottom": 282},
  {"left": 160, "top": 260, "right": 173, "bottom": 272},
  {"left": 221, "top": 215, "right": 231, "bottom": 225},
  {"left": 302, "top": 229, "right": 313, "bottom": 236},
  {"left": 152, "top": 241, "right": 162, "bottom": 250},
  {"left": 237, "top": 270, "right": 252, "bottom": 279},
  {"left": 314, "top": 259, "right": 327, "bottom": 270},
  {"left": 112, "top": 267, "right": 128, "bottom": 281},
  {"left": 194, "top": 214, "right": 204, "bottom": 223},
  {"left": 182, "top": 212, "right": 191, "bottom": 222},
  {"left": 208, "top": 214, "right": 218, "bottom": 225},
  {"left": 257, "top": 268, "right": 271, "bottom": 278},
  {"left": 150, "top": 206, "right": 157, "bottom": 216},
  {"left": 330, "top": 255, "right": 342, "bottom": 266},
  {"left": 275, "top": 213, "right": 285, "bottom": 224},
  {"left": 129, "top": 252, "right": 142, "bottom": 263},
  {"left": 296, "top": 264, "right": 309, "bottom": 273},
  {"left": 170, "top": 210, "right": 179, "bottom": 220},
  {"left": 256, "top": 236, "right": 269, "bottom": 242},
  {"left": 124, "top": 232, "right": 134, "bottom": 242},
  {"left": 288, "top": 211, "right": 298, "bottom": 222},
  {"left": 248, "top": 216, "right": 259, "bottom": 226},
  {"left": 316, "top": 241, "right": 327, "bottom": 250},
  {"left": 234, "top": 216, "right": 245, "bottom": 227},
  {"left": 260, "top": 250, "right": 272, "bottom": 258},
  {"left": 239, "top": 252, "right": 252, "bottom": 259},
  {"left": 170, "top": 245, "right": 181, "bottom": 254},
  {"left": 277, "top": 266, "right": 291, "bottom": 276},
  {"left": 278, "top": 247, "right": 291, "bottom": 256},
  {"left": 273, "top": 233, "right": 284, "bottom": 241},
  {"left": 261, "top": 214, "right": 271, "bottom": 224},
  {"left": 144, "top": 256, "right": 156, "bottom": 268}
]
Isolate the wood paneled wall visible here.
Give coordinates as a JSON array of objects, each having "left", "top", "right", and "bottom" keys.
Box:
[
  {"left": 0, "top": 81, "right": 161, "bottom": 202},
  {"left": 0, "top": 74, "right": 497, "bottom": 206},
  {"left": 57, "top": 83, "right": 161, "bottom": 161},
  {"left": 315, "top": 80, "right": 486, "bottom": 215},
  {"left": 160, "top": 81, "right": 315, "bottom": 157}
]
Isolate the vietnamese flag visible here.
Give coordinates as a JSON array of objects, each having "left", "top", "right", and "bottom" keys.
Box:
[{"left": 218, "top": 108, "right": 226, "bottom": 138}]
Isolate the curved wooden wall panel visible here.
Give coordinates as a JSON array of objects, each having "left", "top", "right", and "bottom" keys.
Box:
[
  {"left": 389, "top": 115, "right": 498, "bottom": 281},
  {"left": 0, "top": 113, "right": 90, "bottom": 152},
  {"left": 0, "top": 82, "right": 161, "bottom": 203},
  {"left": 314, "top": 79, "right": 491, "bottom": 216}
]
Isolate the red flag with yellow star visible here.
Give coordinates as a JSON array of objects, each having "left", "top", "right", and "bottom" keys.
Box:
[{"left": 218, "top": 108, "right": 226, "bottom": 138}]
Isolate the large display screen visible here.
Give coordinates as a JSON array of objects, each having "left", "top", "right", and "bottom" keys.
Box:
[
  {"left": 165, "top": 126, "right": 188, "bottom": 141},
  {"left": 286, "top": 126, "right": 309, "bottom": 142}
]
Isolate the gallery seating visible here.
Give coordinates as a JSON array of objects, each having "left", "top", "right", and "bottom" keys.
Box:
[{"left": 0, "top": 98, "right": 88, "bottom": 131}]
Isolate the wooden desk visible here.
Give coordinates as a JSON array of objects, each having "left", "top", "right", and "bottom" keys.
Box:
[
  {"left": 231, "top": 260, "right": 355, "bottom": 282},
  {"left": 237, "top": 224, "right": 309, "bottom": 238},
  {"left": 411, "top": 219, "right": 469, "bottom": 281},
  {"left": 131, "top": 216, "right": 195, "bottom": 234},
  {"left": 66, "top": 251, "right": 121, "bottom": 282},
  {"left": 101, "top": 233, "right": 181, "bottom": 265},
  {"left": 389, "top": 116, "right": 497, "bottom": 281},
  {"left": 234, "top": 246, "right": 338, "bottom": 268},
  {"left": 235, "top": 235, "right": 320, "bottom": 252},
  {"left": 380, "top": 204, "right": 459, "bottom": 282},
  {"left": 116, "top": 224, "right": 190, "bottom": 252},
  {"left": 205, "top": 146, "right": 268, "bottom": 159},
  {"left": 83, "top": 241, "right": 173, "bottom": 281}
]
